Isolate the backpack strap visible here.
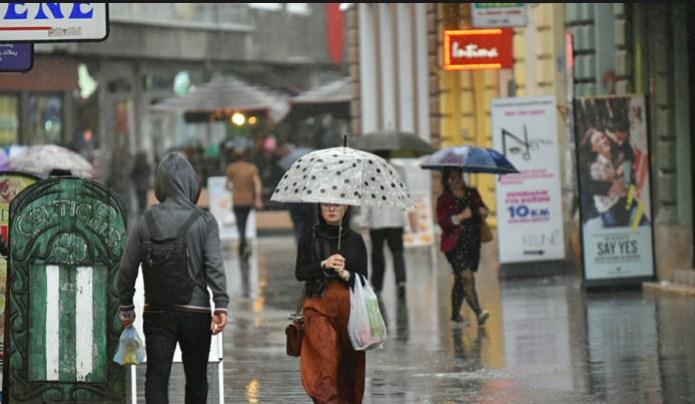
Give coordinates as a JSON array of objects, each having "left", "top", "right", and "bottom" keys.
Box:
[{"left": 177, "top": 209, "right": 203, "bottom": 240}]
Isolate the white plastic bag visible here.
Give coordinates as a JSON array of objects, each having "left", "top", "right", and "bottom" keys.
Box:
[
  {"left": 348, "top": 274, "right": 387, "bottom": 351},
  {"left": 113, "top": 326, "right": 146, "bottom": 365}
]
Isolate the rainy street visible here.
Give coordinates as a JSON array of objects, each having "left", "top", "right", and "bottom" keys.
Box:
[{"left": 132, "top": 234, "right": 695, "bottom": 404}]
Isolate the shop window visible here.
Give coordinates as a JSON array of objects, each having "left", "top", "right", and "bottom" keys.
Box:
[
  {"left": 27, "top": 94, "right": 63, "bottom": 145},
  {"left": 0, "top": 95, "right": 19, "bottom": 146}
]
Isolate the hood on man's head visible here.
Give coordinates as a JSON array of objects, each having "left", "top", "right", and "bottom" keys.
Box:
[{"left": 154, "top": 152, "right": 201, "bottom": 204}]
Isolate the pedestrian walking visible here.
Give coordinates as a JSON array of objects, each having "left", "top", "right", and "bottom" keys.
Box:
[
  {"left": 355, "top": 204, "right": 408, "bottom": 299},
  {"left": 130, "top": 151, "right": 153, "bottom": 214},
  {"left": 295, "top": 203, "right": 368, "bottom": 403},
  {"left": 436, "top": 167, "right": 490, "bottom": 326},
  {"left": 355, "top": 151, "right": 408, "bottom": 299},
  {"left": 225, "top": 148, "right": 264, "bottom": 259},
  {"left": 117, "top": 152, "right": 229, "bottom": 404}
]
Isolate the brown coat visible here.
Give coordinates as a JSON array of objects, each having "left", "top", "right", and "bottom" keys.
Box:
[{"left": 226, "top": 161, "right": 259, "bottom": 206}]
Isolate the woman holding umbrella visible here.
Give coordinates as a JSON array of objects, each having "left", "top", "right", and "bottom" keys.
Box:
[
  {"left": 437, "top": 167, "right": 490, "bottom": 326},
  {"left": 272, "top": 141, "right": 411, "bottom": 403},
  {"left": 422, "top": 146, "right": 518, "bottom": 326},
  {"left": 295, "top": 202, "right": 368, "bottom": 403}
]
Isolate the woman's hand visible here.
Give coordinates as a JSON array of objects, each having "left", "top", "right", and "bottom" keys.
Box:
[
  {"left": 479, "top": 207, "right": 489, "bottom": 218},
  {"left": 458, "top": 207, "right": 473, "bottom": 221},
  {"left": 321, "top": 253, "right": 346, "bottom": 272}
]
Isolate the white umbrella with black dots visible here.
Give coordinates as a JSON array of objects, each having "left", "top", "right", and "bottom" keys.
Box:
[{"left": 271, "top": 146, "right": 412, "bottom": 209}]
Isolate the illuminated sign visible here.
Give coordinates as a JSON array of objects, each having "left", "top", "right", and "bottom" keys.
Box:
[
  {"left": 444, "top": 28, "right": 513, "bottom": 71},
  {"left": 0, "top": 3, "right": 108, "bottom": 42}
]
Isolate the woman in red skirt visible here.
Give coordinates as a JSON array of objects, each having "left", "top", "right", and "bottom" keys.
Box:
[{"left": 295, "top": 203, "right": 368, "bottom": 403}]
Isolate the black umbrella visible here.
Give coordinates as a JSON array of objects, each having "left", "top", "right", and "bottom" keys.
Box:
[{"left": 353, "top": 130, "right": 436, "bottom": 157}]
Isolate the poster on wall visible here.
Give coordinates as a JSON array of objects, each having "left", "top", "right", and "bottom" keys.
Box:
[
  {"left": 391, "top": 158, "right": 435, "bottom": 248},
  {"left": 492, "top": 96, "right": 566, "bottom": 263},
  {"left": 574, "top": 95, "right": 654, "bottom": 283}
]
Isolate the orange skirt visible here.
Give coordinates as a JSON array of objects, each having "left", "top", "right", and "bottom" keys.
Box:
[{"left": 301, "top": 280, "right": 366, "bottom": 404}]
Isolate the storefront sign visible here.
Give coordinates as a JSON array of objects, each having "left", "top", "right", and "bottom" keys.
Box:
[
  {"left": 472, "top": 3, "right": 527, "bottom": 28},
  {"left": 492, "top": 96, "right": 565, "bottom": 263},
  {"left": 0, "top": 43, "right": 31, "bottom": 72},
  {"left": 574, "top": 95, "right": 654, "bottom": 284},
  {"left": 0, "top": 3, "right": 108, "bottom": 42},
  {"left": 444, "top": 28, "right": 513, "bottom": 70}
]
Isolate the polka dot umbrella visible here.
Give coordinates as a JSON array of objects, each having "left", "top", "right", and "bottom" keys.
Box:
[{"left": 271, "top": 146, "right": 412, "bottom": 209}]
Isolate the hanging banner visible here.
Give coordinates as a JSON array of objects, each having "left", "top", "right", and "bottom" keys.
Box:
[
  {"left": 492, "top": 96, "right": 566, "bottom": 263},
  {"left": 574, "top": 95, "right": 654, "bottom": 284}
]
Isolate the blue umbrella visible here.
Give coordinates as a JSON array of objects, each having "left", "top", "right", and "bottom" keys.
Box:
[{"left": 420, "top": 146, "right": 519, "bottom": 174}]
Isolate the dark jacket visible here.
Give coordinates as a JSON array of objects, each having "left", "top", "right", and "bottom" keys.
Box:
[
  {"left": 436, "top": 188, "right": 486, "bottom": 253},
  {"left": 117, "top": 152, "right": 229, "bottom": 313},
  {"left": 295, "top": 206, "right": 368, "bottom": 298}
]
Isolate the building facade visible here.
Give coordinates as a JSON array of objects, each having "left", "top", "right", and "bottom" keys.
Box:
[{"left": 349, "top": 3, "right": 695, "bottom": 281}]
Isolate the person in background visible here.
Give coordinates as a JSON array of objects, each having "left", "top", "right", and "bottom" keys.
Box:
[
  {"left": 287, "top": 202, "right": 316, "bottom": 245},
  {"left": 436, "top": 167, "right": 490, "bottom": 326},
  {"left": 354, "top": 150, "right": 408, "bottom": 299},
  {"left": 130, "top": 151, "right": 153, "bottom": 214},
  {"left": 225, "top": 148, "right": 264, "bottom": 259},
  {"left": 295, "top": 203, "right": 368, "bottom": 403}
]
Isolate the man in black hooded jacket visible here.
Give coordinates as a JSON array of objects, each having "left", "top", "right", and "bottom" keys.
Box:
[{"left": 118, "top": 152, "right": 229, "bottom": 404}]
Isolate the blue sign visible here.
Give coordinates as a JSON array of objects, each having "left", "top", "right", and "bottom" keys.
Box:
[{"left": 0, "top": 43, "right": 31, "bottom": 72}]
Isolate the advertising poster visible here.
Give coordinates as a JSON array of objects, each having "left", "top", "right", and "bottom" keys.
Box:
[
  {"left": 391, "top": 158, "right": 435, "bottom": 248},
  {"left": 574, "top": 95, "right": 654, "bottom": 283},
  {"left": 492, "top": 96, "right": 566, "bottom": 263}
]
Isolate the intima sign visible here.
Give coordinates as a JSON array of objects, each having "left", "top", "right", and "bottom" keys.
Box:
[
  {"left": 0, "top": 3, "right": 108, "bottom": 42},
  {"left": 443, "top": 28, "right": 513, "bottom": 71}
]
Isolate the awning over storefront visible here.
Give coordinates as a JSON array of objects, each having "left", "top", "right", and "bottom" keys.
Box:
[
  {"left": 283, "top": 76, "right": 351, "bottom": 121},
  {"left": 149, "top": 75, "right": 289, "bottom": 123}
]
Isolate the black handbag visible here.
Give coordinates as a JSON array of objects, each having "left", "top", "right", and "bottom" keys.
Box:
[{"left": 285, "top": 287, "right": 306, "bottom": 357}]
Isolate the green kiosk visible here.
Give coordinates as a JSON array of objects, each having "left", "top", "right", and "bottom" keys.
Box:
[{"left": 4, "top": 177, "right": 127, "bottom": 403}]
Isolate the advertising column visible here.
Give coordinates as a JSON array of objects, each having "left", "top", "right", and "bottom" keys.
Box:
[
  {"left": 492, "top": 96, "right": 566, "bottom": 263},
  {"left": 573, "top": 95, "right": 654, "bottom": 285}
]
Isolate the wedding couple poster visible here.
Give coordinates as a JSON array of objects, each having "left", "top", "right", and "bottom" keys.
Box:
[{"left": 574, "top": 95, "right": 655, "bottom": 284}]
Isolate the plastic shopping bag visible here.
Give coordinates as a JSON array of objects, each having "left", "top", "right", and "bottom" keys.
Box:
[
  {"left": 113, "top": 326, "right": 146, "bottom": 365},
  {"left": 348, "top": 274, "right": 387, "bottom": 351}
]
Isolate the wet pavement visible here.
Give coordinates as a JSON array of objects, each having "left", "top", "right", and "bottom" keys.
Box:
[{"left": 131, "top": 234, "right": 695, "bottom": 403}]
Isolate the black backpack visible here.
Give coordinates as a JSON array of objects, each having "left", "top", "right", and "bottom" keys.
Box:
[{"left": 141, "top": 209, "right": 203, "bottom": 307}]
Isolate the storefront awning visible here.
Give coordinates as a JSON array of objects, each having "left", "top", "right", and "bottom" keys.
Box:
[{"left": 149, "top": 75, "right": 289, "bottom": 123}]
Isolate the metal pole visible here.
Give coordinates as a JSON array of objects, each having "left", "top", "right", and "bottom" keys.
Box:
[{"left": 130, "top": 365, "right": 137, "bottom": 404}]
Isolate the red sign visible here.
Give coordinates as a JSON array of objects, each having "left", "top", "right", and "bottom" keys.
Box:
[{"left": 444, "top": 29, "right": 514, "bottom": 70}]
